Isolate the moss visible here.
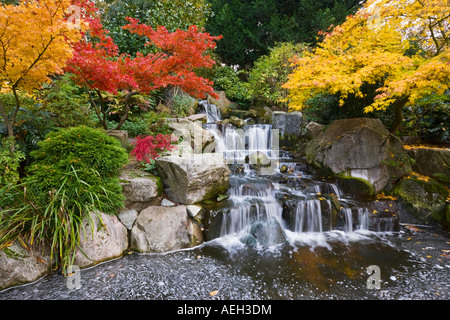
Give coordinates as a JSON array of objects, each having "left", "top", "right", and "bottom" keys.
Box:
[
  {"left": 394, "top": 178, "right": 448, "bottom": 226},
  {"left": 2, "top": 246, "right": 26, "bottom": 260},
  {"left": 337, "top": 174, "right": 375, "bottom": 197}
]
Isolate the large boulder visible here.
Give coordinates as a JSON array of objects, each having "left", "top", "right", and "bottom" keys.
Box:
[
  {"left": 272, "top": 111, "right": 286, "bottom": 136},
  {"left": 155, "top": 153, "right": 230, "bottom": 204},
  {"left": 167, "top": 118, "right": 215, "bottom": 153},
  {"left": 408, "top": 148, "right": 450, "bottom": 184},
  {"left": 305, "top": 122, "right": 326, "bottom": 139},
  {"left": 207, "top": 91, "right": 234, "bottom": 117},
  {"left": 130, "top": 205, "right": 203, "bottom": 253},
  {"left": 285, "top": 111, "right": 303, "bottom": 136},
  {"left": 394, "top": 178, "right": 449, "bottom": 226},
  {"left": 0, "top": 241, "right": 52, "bottom": 290},
  {"left": 74, "top": 212, "right": 129, "bottom": 268},
  {"left": 305, "top": 118, "right": 411, "bottom": 193},
  {"left": 120, "top": 169, "right": 163, "bottom": 212}
]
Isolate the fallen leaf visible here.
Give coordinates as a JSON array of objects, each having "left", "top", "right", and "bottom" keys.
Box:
[{"left": 209, "top": 290, "right": 219, "bottom": 296}]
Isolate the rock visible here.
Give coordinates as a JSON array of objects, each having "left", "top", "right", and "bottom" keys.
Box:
[
  {"left": 305, "top": 118, "right": 411, "bottom": 193},
  {"left": 118, "top": 209, "right": 138, "bottom": 230},
  {"left": 0, "top": 241, "right": 52, "bottom": 290},
  {"left": 246, "top": 151, "right": 271, "bottom": 168},
  {"left": 185, "top": 113, "right": 207, "bottom": 123},
  {"left": 245, "top": 109, "right": 258, "bottom": 118},
  {"left": 106, "top": 130, "right": 128, "bottom": 147},
  {"left": 161, "top": 198, "right": 175, "bottom": 207},
  {"left": 155, "top": 153, "right": 230, "bottom": 204},
  {"left": 364, "top": 200, "right": 400, "bottom": 232},
  {"left": 305, "top": 122, "right": 325, "bottom": 139},
  {"left": 187, "top": 205, "right": 203, "bottom": 219},
  {"left": 167, "top": 118, "right": 215, "bottom": 153},
  {"left": 272, "top": 111, "right": 286, "bottom": 136},
  {"left": 394, "top": 178, "right": 448, "bottom": 226},
  {"left": 247, "top": 217, "right": 287, "bottom": 246},
  {"left": 261, "top": 107, "right": 273, "bottom": 124},
  {"left": 74, "top": 212, "right": 129, "bottom": 268},
  {"left": 217, "top": 194, "right": 229, "bottom": 202},
  {"left": 338, "top": 176, "right": 375, "bottom": 197},
  {"left": 167, "top": 140, "right": 194, "bottom": 157},
  {"left": 222, "top": 116, "right": 246, "bottom": 128},
  {"left": 120, "top": 169, "right": 162, "bottom": 212},
  {"left": 207, "top": 91, "right": 234, "bottom": 116},
  {"left": 408, "top": 148, "right": 450, "bottom": 183},
  {"left": 130, "top": 205, "right": 203, "bottom": 253},
  {"left": 285, "top": 111, "right": 303, "bottom": 136}
]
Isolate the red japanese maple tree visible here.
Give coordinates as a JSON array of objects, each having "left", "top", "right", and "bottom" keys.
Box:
[
  {"left": 131, "top": 134, "right": 175, "bottom": 163},
  {"left": 65, "top": 1, "right": 221, "bottom": 130}
]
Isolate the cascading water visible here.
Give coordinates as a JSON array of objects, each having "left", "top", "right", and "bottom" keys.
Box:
[
  {"left": 200, "top": 102, "right": 388, "bottom": 249},
  {"left": 199, "top": 100, "right": 222, "bottom": 123}
]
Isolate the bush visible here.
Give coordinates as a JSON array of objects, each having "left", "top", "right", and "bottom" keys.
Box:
[
  {"left": 0, "top": 126, "right": 129, "bottom": 272},
  {"left": 213, "top": 66, "right": 251, "bottom": 108},
  {"left": 0, "top": 168, "right": 115, "bottom": 273},
  {"left": 0, "top": 91, "right": 57, "bottom": 166},
  {"left": 0, "top": 138, "right": 25, "bottom": 187},
  {"left": 248, "top": 42, "right": 308, "bottom": 111},
  {"left": 29, "top": 125, "right": 129, "bottom": 179},
  {"left": 38, "top": 74, "right": 95, "bottom": 128},
  {"left": 107, "top": 111, "right": 172, "bottom": 138},
  {"left": 402, "top": 95, "right": 450, "bottom": 144}
]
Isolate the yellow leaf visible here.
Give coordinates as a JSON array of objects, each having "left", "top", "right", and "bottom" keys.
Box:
[{"left": 209, "top": 290, "right": 219, "bottom": 296}]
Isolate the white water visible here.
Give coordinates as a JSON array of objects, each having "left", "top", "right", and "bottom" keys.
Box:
[{"left": 200, "top": 106, "right": 395, "bottom": 250}]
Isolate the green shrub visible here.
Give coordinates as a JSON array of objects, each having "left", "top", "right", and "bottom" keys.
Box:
[
  {"left": 108, "top": 111, "right": 172, "bottom": 138},
  {"left": 29, "top": 125, "right": 129, "bottom": 179},
  {"left": 0, "top": 126, "right": 129, "bottom": 272},
  {"left": 171, "top": 95, "right": 194, "bottom": 118},
  {"left": 0, "top": 91, "right": 57, "bottom": 163},
  {"left": 0, "top": 138, "right": 25, "bottom": 187},
  {"left": 38, "top": 73, "right": 95, "bottom": 128},
  {"left": 402, "top": 94, "right": 450, "bottom": 144},
  {"left": 248, "top": 42, "right": 308, "bottom": 111},
  {"left": 213, "top": 66, "right": 251, "bottom": 108},
  {"left": 0, "top": 167, "right": 116, "bottom": 273}
]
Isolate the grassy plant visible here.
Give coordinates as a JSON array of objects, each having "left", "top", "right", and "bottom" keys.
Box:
[{"left": 0, "top": 166, "right": 115, "bottom": 272}]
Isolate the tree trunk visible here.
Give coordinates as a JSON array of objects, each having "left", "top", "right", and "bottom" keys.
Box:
[
  {"left": 115, "top": 91, "right": 138, "bottom": 130},
  {"left": 0, "top": 97, "right": 17, "bottom": 153},
  {"left": 390, "top": 97, "right": 409, "bottom": 134}
]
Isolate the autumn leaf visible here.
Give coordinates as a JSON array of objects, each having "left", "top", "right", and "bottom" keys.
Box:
[{"left": 209, "top": 290, "right": 219, "bottom": 297}]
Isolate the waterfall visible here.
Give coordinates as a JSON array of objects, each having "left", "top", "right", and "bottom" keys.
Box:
[
  {"left": 199, "top": 100, "right": 222, "bottom": 123},
  {"left": 342, "top": 208, "right": 353, "bottom": 232},
  {"left": 293, "top": 200, "right": 323, "bottom": 233},
  {"left": 357, "top": 208, "right": 370, "bottom": 230},
  {"left": 199, "top": 105, "right": 394, "bottom": 249}
]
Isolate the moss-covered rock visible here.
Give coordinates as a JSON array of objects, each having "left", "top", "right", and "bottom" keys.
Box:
[
  {"left": 337, "top": 175, "right": 375, "bottom": 197},
  {"left": 394, "top": 178, "right": 449, "bottom": 226},
  {"left": 305, "top": 118, "right": 412, "bottom": 193}
]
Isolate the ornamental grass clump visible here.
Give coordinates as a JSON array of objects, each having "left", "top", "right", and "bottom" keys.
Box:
[{"left": 0, "top": 126, "right": 129, "bottom": 272}]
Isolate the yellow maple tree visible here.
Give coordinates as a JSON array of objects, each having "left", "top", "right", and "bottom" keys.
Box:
[
  {"left": 0, "top": 0, "right": 85, "bottom": 148},
  {"left": 283, "top": 0, "right": 450, "bottom": 133}
]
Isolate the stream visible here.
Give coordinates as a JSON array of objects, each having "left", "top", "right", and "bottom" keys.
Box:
[{"left": 1, "top": 102, "right": 449, "bottom": 300}]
